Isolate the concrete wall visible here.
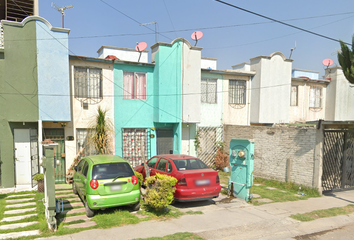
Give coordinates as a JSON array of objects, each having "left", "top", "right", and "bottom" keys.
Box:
[
  {"left": 224, "top": 125, "right": 321, "bottom": 189},
  {"left": 289, "top": 80, "right": 327, "bottom": 123},
  {"left": 201, "top": 57, "right": 217, "bottom": 70},
  {"left": 97, "top": 46, "right": 148, "bottom": 63},
  {"left": 292, "top": 69, "right": 319, "bottom": 79},
  {"left": 325, "top": 67, "right": 354, "bottom": 121},
  {"left": 36, "top": 20, "right": 70, "bottom": 122},
  {"left": 250, "top": 52, "right": 292, "bottom": 124},
  {"left": 223, "top": 74, "right": 250, "bottom": 125}
]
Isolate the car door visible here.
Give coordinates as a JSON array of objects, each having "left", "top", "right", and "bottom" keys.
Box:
[
  {"left": 144, "top": 157, "right": 159, "bottom": 177},
  {"left": 81, "top": 161, "right": 89, "bottom": 197},
  {"left": 76, "top": 160, "right": 86, "bottom": 196},
  {"left": 155, "top": 158, "right": 167, "bottom": 175}
]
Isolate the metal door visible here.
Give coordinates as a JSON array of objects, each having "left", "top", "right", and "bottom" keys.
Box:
[
  {"left": 156, "top": 129, "right": 173, "bottom": 155},
  {"left": 322, "top": 130, "right": 354, "bottom": 192},
  {"left": 14, "top": 129, "right": 31, "bottom": 185},
  {"left": 43, "top": 129, "right": 66, "bottom": 183},
  {"left": 30, "top": 129, "right": 39, "bottom": 187}
]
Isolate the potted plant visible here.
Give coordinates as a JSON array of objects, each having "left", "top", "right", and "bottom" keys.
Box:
[{"left": 34, "top": 173, "right": 44, "bottom": 192}]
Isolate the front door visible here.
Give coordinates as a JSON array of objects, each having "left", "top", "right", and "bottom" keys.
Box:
[
  {"left": 14, "top": 129, "right": 32, "bottom": 186},
  {"left": 156, "top": 129, "right": 173, "bottom": 155}
]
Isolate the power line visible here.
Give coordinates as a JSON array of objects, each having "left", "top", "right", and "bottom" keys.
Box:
[{"left": 215, "top": 0, "right": 352, "bottom": 46}]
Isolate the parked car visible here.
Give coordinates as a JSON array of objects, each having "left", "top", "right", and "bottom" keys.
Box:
[
  {"left": 72, "top": 155, "right": 140, "bottom": 217},
  {"left": 134, "top": 154, "right": 221, "bottom": 202}
]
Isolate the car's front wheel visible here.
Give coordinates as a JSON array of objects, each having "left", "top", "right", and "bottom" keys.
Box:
[{"left": 85, "top": 200, "right": 95, "bottom": 218}]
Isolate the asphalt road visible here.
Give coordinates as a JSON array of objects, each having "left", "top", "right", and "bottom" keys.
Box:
[{"left": 295, "top": 222, "right": 354, "bottom": 240}]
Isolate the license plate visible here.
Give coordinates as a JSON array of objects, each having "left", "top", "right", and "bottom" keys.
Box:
[
  {"left": 111, "top": 185, "right": 122, "bottom": 191},
  {"left": 195, "top": 179, "right": 210, "bottom": 186}
]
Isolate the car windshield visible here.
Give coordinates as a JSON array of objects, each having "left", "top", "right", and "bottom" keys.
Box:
[
  {"left": 173, "top": 159, "right": 209, "bottom": 171},
  {"left": 92, "top": 162, "right": 134, "bottom": 180}
]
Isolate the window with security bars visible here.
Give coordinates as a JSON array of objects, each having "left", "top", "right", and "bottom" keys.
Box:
[
  {"left": 290, "top": 85, "right": 298, "bottom": 106},
  {"left": 201, "top": 78, "right": 217, "bottom": 103},
  {"left": 74, "top": 67, "right": 102, "bottom": 98},
  {"left": 229, "top": 80, "right": 246, "bottom": 104},
  {"left": 123, "top": 71, "right": 146, "bottom": 100},
  {"left": 122, "top": 128, "right": 148, "bottom": 167},
  {"left": 76, "top": 129, "right": 96, "bottom": 156},
  {"left": 310, "top": 86, "right": 322, "bottom": 108}
]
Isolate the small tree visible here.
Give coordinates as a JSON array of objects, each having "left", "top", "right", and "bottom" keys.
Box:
[
  {"left": 338, "top": 35, "right": 354, "bottom": 84},
  {"left": 89, "top": 106, "right": 113, "bottom": 155}
]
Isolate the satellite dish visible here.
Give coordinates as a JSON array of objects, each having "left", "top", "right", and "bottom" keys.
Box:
[
  {"left": 135, "top": 42, "right": 147, "bottom": 52},
  {"left": 322, "top": 58, "right": 334, "bottom": 68},
  {"left": 191, "top": 31, "right": 203, "bottom": 46},
  {"left": 135, "top": 42, "right": 147, "bottom": 62}
]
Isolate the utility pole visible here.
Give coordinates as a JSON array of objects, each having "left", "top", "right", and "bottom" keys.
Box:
[
  {"left": 51, "top": 3, "right": 73, "bottom": 28},
  {"left": 140, "top": 21, "right": 157, "bottom": 43}
]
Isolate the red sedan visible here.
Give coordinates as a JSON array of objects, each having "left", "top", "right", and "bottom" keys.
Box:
[{"left": 134, "top": 154, "right": 221, "bottom": 202}]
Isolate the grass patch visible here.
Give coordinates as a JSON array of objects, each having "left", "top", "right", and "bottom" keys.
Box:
[
  {"left": 218, "top": 171, "right": 230, "bottom": 185},
  {"left": 62, "top": 219, "right": 85, "bottom": 225},
  {"left": 133, "top": 232, "right": 205, "bottom": 240},
  {"left": 290, "top": 204, "right": 354, "bottom": 222},
  {"left": 185, "top": 210, "right": 203, "bottom": 215}
]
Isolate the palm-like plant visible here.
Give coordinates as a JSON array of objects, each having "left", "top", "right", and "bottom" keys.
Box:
[
  {"left": 338, "top": 35, "right": 354, "bottom": 84},
  {"left": 89, "top": 106, "right": 113, "bottom": 155}
]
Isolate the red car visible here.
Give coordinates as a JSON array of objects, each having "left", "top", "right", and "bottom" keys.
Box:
[{"left": 134, "top": 154, "right": 221, "bottom": 202}]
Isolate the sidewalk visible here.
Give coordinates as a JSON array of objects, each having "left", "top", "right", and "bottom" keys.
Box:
[{"left": 37, "top": 190, "right": 354, "bottom": 240}]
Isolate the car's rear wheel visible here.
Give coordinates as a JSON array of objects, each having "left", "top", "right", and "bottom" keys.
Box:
[
  {"left": 132, "top": 202, "right": 140, "bottom": 211},
  {"left": 85, "top": 200, "right": 95, "bottom": 218},
  {"left": 72, "top": 182, "right": 78, "bottom": 195}
]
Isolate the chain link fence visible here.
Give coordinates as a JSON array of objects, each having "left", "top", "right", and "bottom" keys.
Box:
[{"left": 196, "top": 126, "right": 224, "bottom": 167}]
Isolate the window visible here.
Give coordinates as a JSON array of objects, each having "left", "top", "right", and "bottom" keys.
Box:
[
  {"left": 82, "top": 162, "right": 89, "bottom": 177},
  {"left": 201, "top": 78, "right": 217, "bottom": 103},
  {"left": 76, "top": 159, "right": 85, "bottom": 173},
  {"left": 123, "top": 71, "right": 146, "bottom": 100},
  {"left": 122, "top": 128, "right": 148, "bottom": 167},
  {"left": 156, "top": 158, "right": 167, "bottom": 172},
  {"left": 92, "top": 162, "right": 134, "bottom": 180},
  {"left": 76, "top": 129, "right": 96, "bottom": 156},
  {"left": 310, "top": 86, "right": 322, "bottom": 108},
  {"left": 147, "top": 157, "right": 158, "bottom": 168},
  {"left": 290, "top": 85, "right": 298, "bottom": 106},
  {"left": 74, "top": 67, "right": 102, "bottom": 98},
  {"left": 229, "top": 80, "right": 246, "bottom": 104}
]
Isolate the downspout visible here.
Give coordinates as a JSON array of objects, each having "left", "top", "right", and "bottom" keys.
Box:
[
  {"left": 302, "top": 81, "right": 306, "bottom": 121},
  {"left": 38, "top": 120, "right": 43, "bottom": 173},
  {"left": 247, "top": 76, "right": 251, "bottom": 125}
]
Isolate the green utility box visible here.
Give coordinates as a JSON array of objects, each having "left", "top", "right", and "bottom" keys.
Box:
[{"left": 228, "top": 139, "right": 254, "bottom": 201}]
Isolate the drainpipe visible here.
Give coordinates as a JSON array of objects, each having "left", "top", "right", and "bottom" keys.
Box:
[
  {"left": 247, "top": 76, "right": 251, "bottom": 125},
  {"left": 302, "top": 81, "right": 306, "bottom": 121},
  {"left": 38, "top": 120, "right": 43, "bottom": 173}
]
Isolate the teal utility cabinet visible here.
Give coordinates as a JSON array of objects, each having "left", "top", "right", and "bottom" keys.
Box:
[{"left": 229, "top": 139, "right": 254, "bottom": 201}]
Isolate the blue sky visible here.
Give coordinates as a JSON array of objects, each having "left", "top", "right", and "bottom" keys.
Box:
[{"left": 39, "top": 0, "right": 354, "bottom": 78}]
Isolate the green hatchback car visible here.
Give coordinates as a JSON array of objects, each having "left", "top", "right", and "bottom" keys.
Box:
[{"left": 73, "top": 155, "right": 140, "bottom": 217}]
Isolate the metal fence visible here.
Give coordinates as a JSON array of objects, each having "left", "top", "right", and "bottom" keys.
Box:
[{"left": 196, "top": 126, "right": 224, "bottom": 167}]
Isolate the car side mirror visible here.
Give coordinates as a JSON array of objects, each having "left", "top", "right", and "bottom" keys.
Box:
[{"left": 74, "top": 166, "right": 77, "bottom": 171}]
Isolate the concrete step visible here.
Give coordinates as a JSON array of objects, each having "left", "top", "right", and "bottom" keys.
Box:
[
  {"left": 0, "top": 221, "right": 38, "bottom": 230},
  {"left": 6, "top": 194, "right": 35, "bottom": 199},
  {"left": 56, "top": 194, "right": 77, "bottom": 198},
  {"left": 5, "top": 198, "right": 35, "bottom": 203},
  {"left": 59, "top": 208, "right": 86, "bottom": 215},
  {"left": 63, "top": 202, "right": 84, "bottom": 209},
  {"left": 5, "top": 202, "right": 36, "bottom": 209},
  {"left": 0, "top": 230, "right": 39, "bottom": 240},
  {"left": 61, "top": 215, "right": 90, "bottom": 223},
  {"left": 62, "top": 198, "right": 81, "bottom": 203},
  {"left": 4, "top": 208, "right": 36, "bottom": 215},
  {"left": 0, "top": 214, "right": 37, "bottom": 223},
  {"left": 64, "top": 221, "right": 96, "bottom": 229},
  {"left": 55, "top": 184, "right": 72, "bottom": 190}
]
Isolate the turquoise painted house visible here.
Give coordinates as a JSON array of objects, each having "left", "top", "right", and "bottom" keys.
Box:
[{"left": 109, "top": 39, "right": 202, "bottom": 167}]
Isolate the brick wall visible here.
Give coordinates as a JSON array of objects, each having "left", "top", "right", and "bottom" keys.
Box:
[{"left": 224, "top": 125, "right": 319, "bottom": 188}]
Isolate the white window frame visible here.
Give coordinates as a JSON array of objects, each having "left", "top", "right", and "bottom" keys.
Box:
[
  {"left": 229, "top": 80, "right": 246, "bottom": 104},
  {"left": 123, "top": 71, "right": 147, "bottom": 100},
  {"left": 74, "top": 67, "right": 102, "bottom": 98},
  {"left": 309, "top": 86, "right": 322, "bottom": 108},
  {"left": 201, "top": 78, "right": 217, "bottom": 104},
  {"left": 290, "top": 85, "right": 298, "bottom": 106}
]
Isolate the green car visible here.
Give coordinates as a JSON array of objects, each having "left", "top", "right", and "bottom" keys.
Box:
[{"left": 73, "top": 155, "right": 140, "bottom": 217}]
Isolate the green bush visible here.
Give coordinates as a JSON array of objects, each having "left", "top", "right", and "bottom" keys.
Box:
[
  {"left": 34, "top": 173, "right": 44, "bottom": 181},
  {"left": 145, "top": 173, "right": 178, "bottom": 211},
  {"left": 134, "top": 171, "right": 143, "bottom": 186}
]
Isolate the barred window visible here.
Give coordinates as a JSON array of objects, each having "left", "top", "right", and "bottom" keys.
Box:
[
  {"left": 310, "top": 86, "right": 322, "bottom": 108},
  {"left": 123, "top": 71, "right": 146, "bottom": 100},
  {"left": 76, "top": 129, "right": 96, "bottom": 156},
  {"left": 290, "top": 85, "right": 298, "bottom": 106},
  {"left": 229, "top": 80, "right": 246, "bottom": 104},
  {"left": 201, "top": 78, "right": 217, "bottom": 103},
  {"left": 122, "top": 128, "right": 148, "bottom": 167},
  {"left": 74, "top": 67, "right": 102, "bottom": 98}
]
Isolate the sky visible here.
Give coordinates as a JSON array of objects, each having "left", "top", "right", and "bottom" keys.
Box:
[{"left": 39, "top": 0, "right": 354, "bottom": 78}]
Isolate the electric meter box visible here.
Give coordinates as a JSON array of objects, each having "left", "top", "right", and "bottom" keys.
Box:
[{"left": 228, "top": 139, "right": 254, "bottom": 201}]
